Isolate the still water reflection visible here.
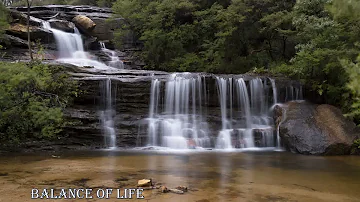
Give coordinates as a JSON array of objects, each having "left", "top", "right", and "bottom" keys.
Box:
[{"left": 0, "top": 150, "right": 359, "bottom": 202}]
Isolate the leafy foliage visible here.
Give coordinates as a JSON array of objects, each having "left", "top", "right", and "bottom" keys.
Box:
[
  {"left": 113, "top": 0, "right": 296, "bottom": 73},
  {"left": 354, "top": 139, "right": 360, "bottom": 149},
  {"left": 269, "top": 0, "right": 360, "bottom": 123},
  {"left": 0, "top": 3, "right": 9, "bottom": 49},
  {"left": 0, "top": 62, "right": 78, "bottom": 144}
]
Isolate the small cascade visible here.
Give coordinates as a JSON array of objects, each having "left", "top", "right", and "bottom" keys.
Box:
[
  {"left": 215, "top": 77, "right": 275, "bottom": 149},
  {"left": 285, "top": 85, "right": 303, "bottom": 102},
  {"left": 143, "top": 73, "right": 211, "bottom": 149},
  {"left": 42, "top": 21, "right": 109, "bottom": 69},
  {"left": 99, "top": 42, "right": 124, "bottom": 69},
  {"left": 270, "top": 78, "right": 278, "bottom": 105},
  {"left": 274, "top": 104, "right": 288, "bottom": 148},
  {"left": 99, "top": 78, "right": 117, "bottom": 149},
  {"left": 215, "top": 77, "right": 233, "bottom": 149}
]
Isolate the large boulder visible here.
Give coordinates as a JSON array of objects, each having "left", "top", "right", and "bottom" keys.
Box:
[
  {"left": 276, "top": 101, "right": 359, "bottom": 155},
  {"left": 72, "top": 15, "right": 96, "bottom": 34},
  {"left": 49, "top": 19, "right": 75, "bottom": 33},
  {"left": 6, "top": 23, "right": 54, "bottom": 44}
]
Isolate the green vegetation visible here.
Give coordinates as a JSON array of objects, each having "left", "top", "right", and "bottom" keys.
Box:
[
  {"left": 113, "top": 0, "right": 295, "bottom": 73},
  {"left": 113, "top": 0, "right": 360, "bottom": 123},
  {"left": 354, "top": 139, "right": 360, "bottom": 149},
  {"left": 0, "top": 3, "right": 9, "bottom": 49},
  {"left": 0, "top": 62, "right": 78, "bottom": 144}
]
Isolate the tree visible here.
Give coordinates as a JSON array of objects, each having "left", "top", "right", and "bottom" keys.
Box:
[
  {"left": 0, "top": 62, "right": 78, "bottom": 144},
  {"left": 26, "top": 0, "right": 33, "bottom": 60},
  {"left": 113, "top": 0, "right": 297, "bottom": 73},
  {"left": 0, "top": 3, "right": 9, "bottom": 50}
]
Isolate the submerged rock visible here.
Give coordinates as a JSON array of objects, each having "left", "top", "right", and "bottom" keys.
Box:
[
  {"left": 160, "top": 186, "right": 168, "bottom": 193},
  {"left": 175, "top": 186, "right": 188, "bottom": 192},
  {"left": 276, "top": 101, "right": 359, "bottom": 155},
  {"left": 169, "top": 188, "right": 184, "bottom": 194}
]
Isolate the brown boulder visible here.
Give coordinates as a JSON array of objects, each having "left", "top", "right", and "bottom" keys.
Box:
[
  {"left": 276, "top": 101, "right": 359, "bottom": 155},
  {"left": 72, "top": 15, "right": 96, "bottom": 33}
]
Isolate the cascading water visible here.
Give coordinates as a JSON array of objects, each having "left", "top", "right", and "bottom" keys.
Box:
[
  {"left": 141, "top": 74, "right": 304, "bottom": 150},
  {"left": 42, "top": 21, "right": 109, "bottom": 69},
  {"left": 215, "top": 77, "right": 303, "bottom": 149},
  {"left": 43, "top": 20, "right": 119, "bottom": 148},
  {"left": 99, "top": 42, "right": 124, "bottom": 69},
  {"left": 143, "top": 73, "right": 211, "bottom": 149},
  {"left": 215, "top": 77, "right": 233, "bottom": 149},
  {"left": 99, "top": 78, "right": 117, "bottom": 149}
]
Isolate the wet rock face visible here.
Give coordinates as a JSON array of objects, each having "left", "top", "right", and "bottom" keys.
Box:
[
  {"left": 49, "top": 19, "right": 75, "bottom": 33},
  {"left": 276, "top": 101, "right": 359, "bottom": 155},
  {"left": 1, "top": 34, "right": 29, "bottom": 48},
  {"left": 6, "top": 23, "right": 54, "bottom": 43},
  {"left": 64, "top": 78, "right": 153, "bottom": 148}
]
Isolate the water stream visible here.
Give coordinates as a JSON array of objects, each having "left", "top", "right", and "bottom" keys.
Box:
[
  {"left": 144, "top": 73, "right": 211, "bottom": 149},
  {"left": 42, "top": 21, "right": 118, "bottom": 148},
  {"left": 99, "top": 42, "right": 124, "bottom": 69},
  {"left": 42, "top": 21, "right": 109, "bottom": 69},
  {"left": 99, "top": 78, "right": 116, "bottom": 149}
]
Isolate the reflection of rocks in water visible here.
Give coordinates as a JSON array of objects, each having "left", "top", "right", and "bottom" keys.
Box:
[
  {"left": 0, "top": 173, "right": 8, "bottom": 177},
  {"left": 174, "top": 155, "right": 190, "bottom": 163},
  {"left": 196, "top": 200, "right": 210, "bottom": 202},
  {"left": 71, "top": 178, "right": 89, "bottom": 187},
  {"left": 256, "top": 195, "right": 288, "bottom": 202}
]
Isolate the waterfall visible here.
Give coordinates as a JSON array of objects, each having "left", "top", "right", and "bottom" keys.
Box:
[
  {"left": 100, "top": 78, "right": 116, "bottom": 149},
  {"left": 144, "top": 73, "right": 211, "bottom": 149},
  {"left": 236, "top": 78, "right": 251, "bottom": 128},
  {"left": 215, "top": 77, "right": 233, "bottom": 149},
  {"left": 270, "top": 78, "right": 278, "bottom": 105},
  {"left": 148, "top": 79, "right": 160, "bottom": 146},
  {"left": 215, "top": 77, "right": 275, "bottom": 149},
  {"left": 42, "top": 21, "right": 109, "bottom": 69},
  {"left": 99, "top": 42, "right": 124, "bottom": 69},
  {"left": 141, "top": 74, "right": 304, "bottom": 150},
  {"left": 275, "top": 104, "right": 287, "bottom": 148}
]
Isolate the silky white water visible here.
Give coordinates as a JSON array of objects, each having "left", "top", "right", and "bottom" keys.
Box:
[
  {"left": 42, "top": 21, "right": 109, "bottom": 69},
  {"left": 100, "top": 78, "right": 116, "bottom": 149},
  {"left": 100, "top": 42, "right": 124, "bottom": 69},
  {"left": 142, "top": 74, "right": 304, "bottom": 150},
  {"left": 144, "top": 73, "right": 211, "bottom": 149},
  {"left": 215, "top": 77, "right": 303, "bottom": 149}
]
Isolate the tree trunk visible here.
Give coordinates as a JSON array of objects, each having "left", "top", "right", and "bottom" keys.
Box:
[{"left": 26, "top": 0, "right": 33, "bottom": 61}]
